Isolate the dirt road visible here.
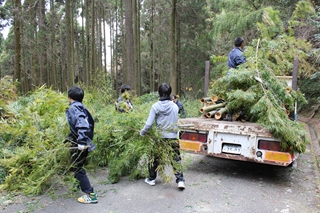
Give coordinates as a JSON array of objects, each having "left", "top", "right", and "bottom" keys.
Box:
[{"left": 1, "top": 118, "right": 320, "bottom": 213}]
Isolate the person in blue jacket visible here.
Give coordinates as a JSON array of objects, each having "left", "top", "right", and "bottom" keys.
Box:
[
  {"left": 228, "top": 37, "right": 246, "bottom": 69},
  {"left": 66, "top": 86, "right": 98, "bottom": 204},
  {"left": 140, "top": 83, "right": 185, "bottom": 190},
  {"left": 172, "top": 95, "right": 186, "bottom": 118}
]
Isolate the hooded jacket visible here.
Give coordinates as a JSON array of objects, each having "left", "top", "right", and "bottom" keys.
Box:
[
  {"left": 140, "top": 99, "right": 179, "bottom": 139},
  {"left": 66, "top": 101, "right": 96, "bottom": 151}
]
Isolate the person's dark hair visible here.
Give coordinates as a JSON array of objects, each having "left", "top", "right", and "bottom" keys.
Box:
[
  {"left": 158, "top": 83, "right": 172, "bottom": 98},
  {"left": 121, "top": 84, "right": 131, "bottom": 93},
  {"left": 68, "top": 86, "right": 84, "bottom": 102},
  {"left": 172, "top": 95, "right": 177, "bottom": 99},
  {"left": 234, "top": 37, "right": 244, "bottom": 47}
]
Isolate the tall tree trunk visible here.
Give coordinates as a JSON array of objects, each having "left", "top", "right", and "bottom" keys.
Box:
[
  {"left": 82, "top": 0, "right": 87, "bottom": 85},
  {"left": 125, "top": 0, "right": 135, "bottom": 89},
  {"left": 38, "top": 0, "right": 46, "bottom": 86},
  {"left": 170, "top": 0, "right": 177, "bottom": 95},
  {"left": 103, "top": 6, "right": 107, "bottom": 74},
  {"left": 135, "top": 0, "right": 141, "bottom": 95},
  {"left": 98, "top": 5, "right": 103, "bottom": 73},
  {"left": 91, "top": 0, "right": 95, "bottom": 85},
  {"left": 120, "top": 0, "right": 125, "bottom": 91},
  {"left": 65, "top": 0, "right": 74, "bottom": 87},
  {"left": 85, "top": 0, "right": 90, "bottom": 86},
  {"left": 14, "top": 0, "right": 21, "bottom": 91},
  {"left": 176, "top": 4, "right": 180, "bottom": 96},
  {"left": 50, "top": 0, "right": 57, "bottom": 89},
  {"left": 30, "top": 0, "right": 38, "bottom": 89},
  {"left": 150, "top": 0, "right": 155, "bottom": 92},
  {"left": 110, "top": 11, "right": 115, "bottom": 88}
]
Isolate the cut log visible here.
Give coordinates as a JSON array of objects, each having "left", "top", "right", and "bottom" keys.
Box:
[
  {"left": 232, "top": 113, "right": 240, "bottom": 121},
  {"left": 286, "top": 87, "right": 291, "bottom": 94},
  {"left": 205, "top": 110, "right": 219, "bottom": 118},
  {"left": 211, "top": 95, "right": 219, "bottom": 102},
  {"left": 200, "top": 102, "right": 226, "bottom": 113},
  {"left": 215, "top": 107, "right": 228, "bottom": 120},
  {"left": 204, "top": 100, "right": 215, "bottom": 106},
  {"left": 200, "top": 97, "right": 212, "bottom": 103}
]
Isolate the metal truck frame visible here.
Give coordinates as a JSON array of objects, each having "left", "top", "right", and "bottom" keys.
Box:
[{"left": 178, "top": 117, "right": 296, "bottom": 166}]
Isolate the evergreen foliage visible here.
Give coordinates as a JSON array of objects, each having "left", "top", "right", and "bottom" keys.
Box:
[
  {"left": 300, "top": 72, "right": 320, "bottom": 108},
  {"left": 208, "top": 57, "right": 308, "bottom": 153}
]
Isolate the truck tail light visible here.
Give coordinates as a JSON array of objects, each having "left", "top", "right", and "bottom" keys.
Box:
[
  {"left": 198, "top": 134, "right": 207, "bottom": 142},
  {"left": 181, "top": 132, "right": 190, "bottom": 140},
  {"left": 180, "top": 132, "right": 207, "bottom": 143},
  {"left": 258, "top": 140, "right": 281, "bottom": 151}
]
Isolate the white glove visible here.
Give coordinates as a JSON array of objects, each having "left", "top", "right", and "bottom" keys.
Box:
[{"left": 78, "top": 144, "right": 86, "bottom": 150}]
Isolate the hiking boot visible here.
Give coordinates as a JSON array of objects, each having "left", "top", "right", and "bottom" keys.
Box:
[
  {"left": 77, "top": 192, "right": 98, "bottom": 204},
  {"left": 144, "top": 178, "right": 156, "bottom": 186},
  {"left": 178, "top": 181, "right": 185, "bottom": 190}
]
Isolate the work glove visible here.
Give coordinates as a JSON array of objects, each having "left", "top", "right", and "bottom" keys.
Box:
[{"left": 78, "top": 144, "right": 86, "bottom": 150}]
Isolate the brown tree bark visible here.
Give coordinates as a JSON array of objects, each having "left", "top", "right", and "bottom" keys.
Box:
[
  {"left": 170, "top": 0, "right": 177, "bottom": 95},
  {"left": 150, "top": 0, "right": 155, "bottom": 92},
  {"left": 91, "top": 0, "right": 96, "bottom": 85},
  {"left": 14, "top": 0, "right": 21, "bottom": 91},
  {"left": 125, "top": 0, "right": 135, "bottom": 90},
  {"left": 134, "top": 0, "right": 141, "bottom": 95},
  {"left": 38, "top": 0, "right": 47, "bottom": 86}
]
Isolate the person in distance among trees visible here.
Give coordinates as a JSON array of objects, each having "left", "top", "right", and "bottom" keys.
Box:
[{"left": 115, "top": 84, "right": 133, "bottom": 113}]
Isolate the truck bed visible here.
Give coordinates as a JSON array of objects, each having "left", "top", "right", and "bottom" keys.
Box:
[{"left": 178, "top": 117, "right": 273, "bottom": 138}]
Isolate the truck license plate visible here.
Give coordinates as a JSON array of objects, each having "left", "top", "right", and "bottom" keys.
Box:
[{"left": 222, "top": 144, "right": 241, "bottom": 154}]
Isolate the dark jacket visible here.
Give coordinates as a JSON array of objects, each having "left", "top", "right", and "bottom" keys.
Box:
[
  {"left": 66, "top": 101, "right": 95, "bottom": 151},
  {"left": 175, "top": 100, "right": 186, "bottom": 118},
  {"left": 228, "top": 47, "right": 246, "bottom": 69}
]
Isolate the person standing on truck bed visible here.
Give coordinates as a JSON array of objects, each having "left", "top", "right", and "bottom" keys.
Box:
[
  {"left": 172, "top": 95, "right": 186, "bottom": 118},
  {"left": 140, "top": 83, "right": 186, "bottom": 190},
  {"left": 227, "top": 37, "right": 246, "bottom": 69}
]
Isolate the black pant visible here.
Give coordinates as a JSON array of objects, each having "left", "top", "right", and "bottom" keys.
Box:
[
  {"left": 148, "top": 139, "right": 184, "bottom": 183},
  {"left": 71, "top": 149, "right": 94, "bottom": 194}
]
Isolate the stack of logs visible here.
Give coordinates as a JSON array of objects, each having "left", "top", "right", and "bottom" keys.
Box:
[
  {"left": 200, "top": 94, "right": 291, "bottom": 121},
  {"left": 200, "top": 95, "right": 228, "bottom": 120}
]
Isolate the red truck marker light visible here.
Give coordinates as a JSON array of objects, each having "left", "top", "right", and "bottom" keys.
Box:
[
  {"left": 258, "top": 140, "right": 281, "bottom": 151},
  {"left": 180, "top": 132, "right": 207, "bottom": 143}
]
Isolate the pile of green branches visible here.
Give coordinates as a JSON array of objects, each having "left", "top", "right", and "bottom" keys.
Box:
[
  {"left": 208, "top": 65, "right": 308, "bottom": 153},
  {"left": 0, "top": 86, "right": 70, "bottom": 195},
  {"left": 0, "top": 76, "right": 18, "bottom": 121},
  {"left": 0, "top": 81, "right": 186, "bottom": 195},
  {"left": 92, "top": 93, "right": 185, "bottom": 184}
]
